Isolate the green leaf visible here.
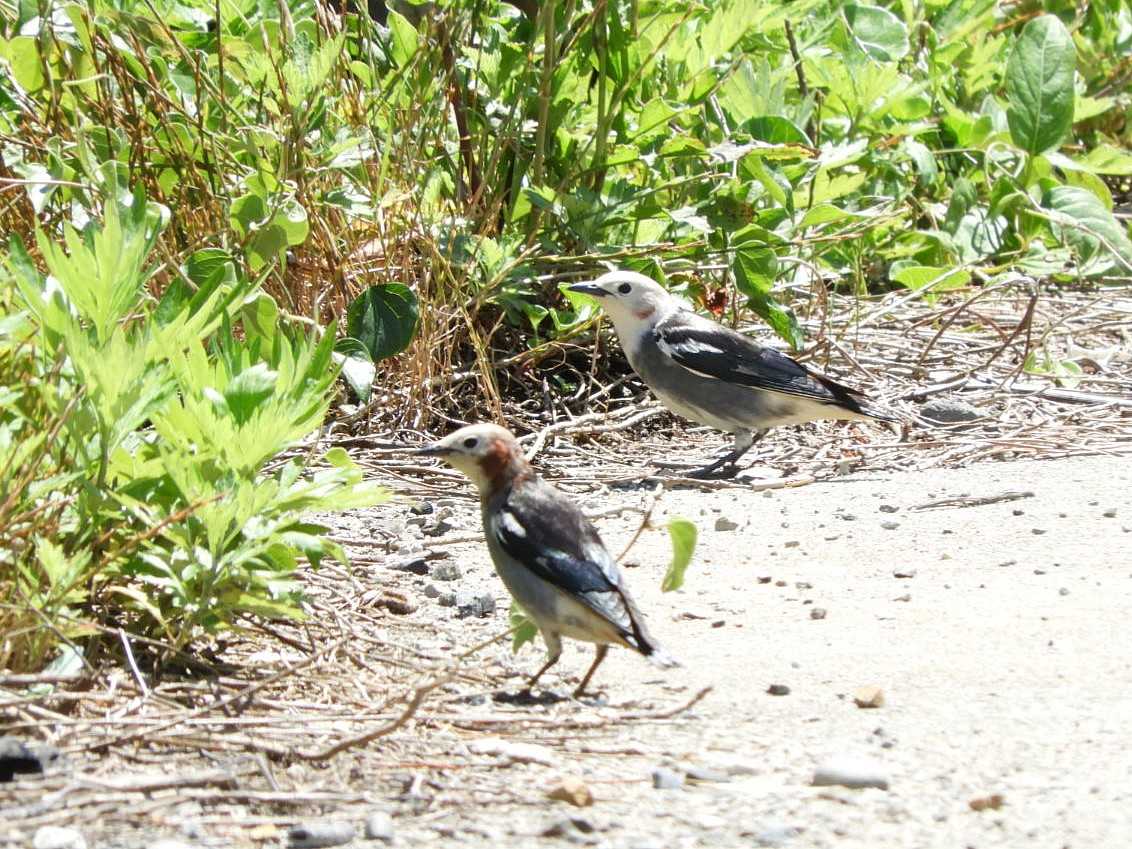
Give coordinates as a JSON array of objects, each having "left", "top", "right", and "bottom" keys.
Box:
[
  {"left": 509, "top": 600, "right": 538, "bottom": 653},
  {"left": 662, "top": 518, "right": 697, "bottom": 593},
  {"left": 745, "top": 116, "right": 810, "bottom": 146},
  {"left": 333, "top": 337, "right": 375, "bottom": 402},
  {"left": 1042, "top": 185, "right": 1132, "bottom": 271},
  {"left": 732, "top": 246, "right": 804, "bottom": 350},
  {"left": 224, "top": 363, "right": 277, "bottom": 424},
  {"left": 387, "top": 10, "right": 419, "bottom": 67},
  {"left": 844, "top": 4, "right": 909, "bottom": 62},
  {"left": 185, "top": 248, "right": 233, "bottom": 286},
  {"left": 229, "top": 193, "right": 267, "bottom": 236},
  {"left": 6, "top": 36, "right": 45, "bottom": 92},
  {"left": 241, "top": 291, "right": 279, "bottom": 344},
  {"left": 889, "top": 264, "right": 971, "bottom": 291},
  {"left": 346, "top": 284, "right": 420, "bottom": 361},
  {"left": 1005, "top": 15, "right": 1076, "bottom": 155}
]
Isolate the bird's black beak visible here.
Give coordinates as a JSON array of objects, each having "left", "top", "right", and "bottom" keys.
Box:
[
  {"left": 415, "top": 443, "right": 451, "bottom": 457},
  {"left": 568, "top": 282, "right": 608, "bottom": 298}
]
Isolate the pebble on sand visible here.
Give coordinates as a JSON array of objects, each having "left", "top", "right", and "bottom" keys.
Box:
[
  {"left": 651, "top": 766, "right": 684, "bottom": 790},
  {"left": 288, "top": 822, "right": 355, "bottom": 848},
  {"left": 812, "top": 755, "right": 889, "bottom": 790},
  {"left": 547, "top": 775, "right": 594, "bottom": 807},
  {"left": 33, "top": 827, "right": 87, "bottom": 849},
  {"left": 853, "top": 686, "right": 885, "bottom": 709},
  {"left": 364, "top": 812, "right": 395, "bottom": 842}
]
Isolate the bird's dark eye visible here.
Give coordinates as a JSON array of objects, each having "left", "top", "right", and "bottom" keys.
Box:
[
  {"left": 617, "top": 282, "right": 632, "bottom": 294},
  {"left": 462, "top": 437, "right": 478, "bottom": 449}
]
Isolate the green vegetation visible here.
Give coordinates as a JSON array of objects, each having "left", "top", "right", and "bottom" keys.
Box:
[{"left": 2, "top": 0, "right": 1130, "bottom": 669}]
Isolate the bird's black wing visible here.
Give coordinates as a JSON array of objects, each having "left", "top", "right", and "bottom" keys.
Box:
[
  {"left": 491, "top": 477, "right": 648, "bottom": 643},
  {"left": 493, "top": 477, "right": 622, "bottom": 598},
  {"left": 654, "top": 311, "right": 873, "bottom": 412}
]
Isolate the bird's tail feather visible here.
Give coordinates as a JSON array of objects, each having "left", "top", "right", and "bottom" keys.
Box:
[{"left": 644, "top": 642, "right": 681, "bottom": 669}]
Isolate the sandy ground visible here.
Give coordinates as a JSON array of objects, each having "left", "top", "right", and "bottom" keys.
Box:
[
  {"left": 5, "top": 454, "right": 1131, "bottom": 849},
  {"left": 347, "top": 454, "right": 1132, "bottom": 849}
]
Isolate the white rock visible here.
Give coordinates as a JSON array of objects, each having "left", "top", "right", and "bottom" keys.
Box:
[
  {"left": 364, "top": 812, "right": 394, "bottom": 842},
  {"left": 468, "top": 738, "right": 556, "bottom": 766},
  {"left": 812, "top": 754, "right": 889, "bottom": 790},
  {"left": 33, "top": 827, "right": 87, "bottom": 849}
]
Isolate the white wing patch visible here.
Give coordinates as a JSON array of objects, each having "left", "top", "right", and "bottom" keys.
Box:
[
  {"left": 500, "top": 509, "right": 527, "bottom": 539},
  {"left": 657, "top": 332, "right": 726, "bottom": 360}
]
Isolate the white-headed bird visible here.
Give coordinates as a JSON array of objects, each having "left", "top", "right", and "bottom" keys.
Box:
[
  {"left": 570, "top": 269, "right": 897, "bottom": 477},
  {"left": 417, "top": 423, "right": 678, "bottom": 696}
]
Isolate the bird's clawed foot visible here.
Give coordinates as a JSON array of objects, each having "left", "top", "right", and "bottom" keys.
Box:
[
  {"left": 493, "top": 687, "right": 565, "bottom": 706},
  {"left": 685, "top": 457, "right": 742, "bottom": 479}
]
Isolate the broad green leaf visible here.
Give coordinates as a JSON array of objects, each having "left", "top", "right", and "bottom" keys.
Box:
[
  {"left": 1005, "top": 15, "right": 1076, "bottom": 155},
  {"left": 387, "top": 10, "right": 419, "bottom": 67},
  {"left": 229, "top": 193, "right": 267, "bottom": 236},
  {"left": 510, "top": 601, "right": 538, "bottom": 653},
  {"left": 733, "top": 245, "right": 804, "bottom": 350},
  {"left": 1078, "top": 144, "right": 1132, "bottom": 176},
  {"left": 745, "top": 116, "right": 809, "bottom": 146},
  {"left": 662, "top": 518, "right": 697, "bottom": 593},
  {"left": 274, "top": 199, "right": 309, "bottom": 246},
  {"left": 1042, "top": 185, "right": 1132, "bottom": 272},
  {"left": 185, "top": 248, "right": 232, "bottom": 286},
  {"left": 333, "top": 337, "right": 375, "bottom": 402},
  {"left": 247, "top": 225, "right": 288, "bottom": 271},
  {"left": 346, "top": 283, "right": 420, "bottom": 361},
  {"left": 242, "top": 291, "right": 279, "bottom": 343},
  {"left": 889, "top": 264, "right": 971, "bottom": 291},
  {"left": 6, "top": 36, "right": 45, "bottom": 92},
  {"left": 844, "top": 4, "right": 909, "bottom": 62},
  {"left": 224, "top": 363, "right": 277, "bottom": 423}
]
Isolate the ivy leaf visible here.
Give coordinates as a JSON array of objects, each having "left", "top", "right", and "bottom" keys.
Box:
[
  {"left": 662, "top": 517, "right": 697, "bottom": 593},
  {"left": 1005, "top": 15, "right": 1076, "bottom": 155},
  {"left": 346, "top": 283, "right": 420, "bottom": 361}
]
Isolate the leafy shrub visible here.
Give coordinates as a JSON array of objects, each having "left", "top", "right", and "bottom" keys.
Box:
[{"left": 0, "top": 186, "right": 385, "bottom": 671}]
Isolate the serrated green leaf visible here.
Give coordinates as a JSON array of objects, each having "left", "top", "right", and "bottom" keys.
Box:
[
  {"left": 1005, "top": 15, "right": 1076, "bottom": 155},
  {"left": 510, "top": 600, "right": 538, "bottom": 653},
  {"left": 346, "top": 284, "right": 419, "bottom": 361},
  {"left": 662, "top": 518, "right": 697, "bottom": 593}
]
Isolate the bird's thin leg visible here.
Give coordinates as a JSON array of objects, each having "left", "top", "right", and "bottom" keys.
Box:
[
  {"left": 572, "top": 644, "right": 609, "bottom": 697},
  {"left": 524, "top": 632, "right": 562, "bottom": 692},
  {"left": 686, "top": 429, "right": 765, "bottom": 479}
]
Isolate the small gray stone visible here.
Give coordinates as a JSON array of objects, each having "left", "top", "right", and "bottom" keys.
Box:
[
  {"left": 651, "top": 766, "right": 684, "bottom": 789},
  {"left": 812, "top": 755, "right": 889, "bottom": 790},
  {"left": 751, "top": 823, "right": 801, "bottom": 847},
  {"left": 423, "top": 584, "right": 441, "bottom": 599},
  {"left": 685, "top": 766, "right": 731, "bottom": 783},
  {"left": 438, "top": 592, "right": 457, "bottom": 607},
  {"left": 920, "top": 398, "right": 981, "bottom": 424},
  {"left": 33, "top": 827, "right": 87, "bottom": 849},
  {"left": 456, "top": 592, "right": 496, "bottom": 618},
  {"left": 893, "top": 569, "right": 916, "bottom": 578},
  {"left": 1032, "top": 528, "right": 1047, "bottom": 535},
  {"left": 1059, "top": 587, "right": 1070, "bottom": 596},
  {"left": 878, "top": 504, "right": 898, "bottom": 514},
  {"left": 881, "top": 521, "right": 900, "bottom": 530},
  {"left": 409, "top": 501, "right": 434, "bottom": 515},
  {"left": 364, "top": 812, "right": 394, "bottom": 842},
  {"left": 288, "top": 822, "right": 355, "bottom": 848},
  {"left": 1103, "top": 508, "right": 1117, "bottom": 518},
  {"left": 766, "top": 684, "right": 791, "bottom": 696},
  {"left": 838, "top": 513, "right": 857, "bottom": 522},
  {"left": 810, "top": 607, "right": 827, "bottom": 620},
  {"left": 715, "top": 517, "right": 739, "bottom": 532},
  {"left": 542, "top": 817, "right": 597, "bottom": 844},
  {"left": 432, "top": 563, "right": 462, "bottom": 581}
]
